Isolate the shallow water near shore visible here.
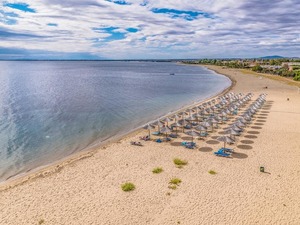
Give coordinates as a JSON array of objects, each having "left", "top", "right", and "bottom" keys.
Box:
[{"left": 0, "top": 61, "right": 230, "bottom": 181}]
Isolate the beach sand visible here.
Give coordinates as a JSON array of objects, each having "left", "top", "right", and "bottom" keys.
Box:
[{"left": 1, "top": 66, "right": 300, "bottom": 225}]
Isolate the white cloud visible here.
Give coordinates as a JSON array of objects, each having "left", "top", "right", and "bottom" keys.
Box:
[{"left": 0, "top": 0, "right": 299, "bottom": 59}]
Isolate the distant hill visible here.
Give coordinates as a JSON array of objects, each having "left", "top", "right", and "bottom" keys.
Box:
[{"left": 259, "top": 55, "right": 285, "bottom": 59}]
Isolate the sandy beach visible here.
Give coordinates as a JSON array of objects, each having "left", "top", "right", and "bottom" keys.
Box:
[{"left": 1, "top": 65, "right": 300, "bottom": 225}]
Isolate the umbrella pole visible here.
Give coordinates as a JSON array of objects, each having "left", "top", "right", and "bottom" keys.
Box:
[{"left": 149, "top": 130, "right": 151, "bottom": 139}]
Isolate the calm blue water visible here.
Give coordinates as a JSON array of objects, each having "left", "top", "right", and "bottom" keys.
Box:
[{"left": 0, "top": 61, "right": 230, "bottom": 181}]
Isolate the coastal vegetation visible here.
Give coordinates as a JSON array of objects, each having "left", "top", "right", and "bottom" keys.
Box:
[
  {"left": 168, "top": 185, "right": 177, "bottom": 190},
  {"left": 169, "top": 178, "right": 182, "bottom": 185},
  {"left": 173, "top": 158, "right": 188, "bottom": 166},
  {"left": 208, "top": 170, "right": 217, "bottom": 175},
  {"left": 121, "top": 182, "right": 136, "bottom": 192},
  {"left": 184, "top": 58, "right": 300, "bottom": 81},
  {"left": 168, "top": 178, "right": 182, "bottom": 190},
  {"left": 152, "top": 167, "right": 163, "bottom": 174}
]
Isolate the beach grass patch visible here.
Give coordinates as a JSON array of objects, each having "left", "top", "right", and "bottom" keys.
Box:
[
  {"left": 168, "top": 185, "right": 177, "bottom": 190},
  {"left": 173, "top": 158, "right": 188, "bottom": 166},
  {"left": 121, "top": 182, "right": 135, "bottom": 192},
  {"left": 152, "top": 167, "right": 163, "bottom": 174},
  {"left": 39, "top": 219, "right": 45, "bottom": 225},
  {"left": 169, "top": 178, "right": 182, "bottom": 186},
  {"left": 209, "top": 170, "right": 217, "bottom": 175}
]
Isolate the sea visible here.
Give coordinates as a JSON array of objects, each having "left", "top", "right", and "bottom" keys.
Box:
[{"left": 0, "top": 61, "right": 231, "bottom": 182}]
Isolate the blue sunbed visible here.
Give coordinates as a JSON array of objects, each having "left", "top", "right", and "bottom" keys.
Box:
[
  {"left": 214, "top": 151, "right": 231, "bottom": 157},
  {"left": 199, "top": 132, "right": 208, "bottom": 137},
  {"left": 219, "top": 147, "right": 234, "bottom": 153},
  {"left": 181, "top": 141, "right": 196, "bottom": 146}
]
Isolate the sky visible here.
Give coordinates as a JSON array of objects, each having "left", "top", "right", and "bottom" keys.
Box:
[{"left": 0, "top": 0, "right": 299, "bottom": 60}]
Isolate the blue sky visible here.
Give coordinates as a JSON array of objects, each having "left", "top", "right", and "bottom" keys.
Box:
[{"left": 0, "top": 0, "right": 299, "bottom": 59}]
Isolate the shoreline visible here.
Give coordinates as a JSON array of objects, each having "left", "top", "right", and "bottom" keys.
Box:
[{"left": 0, "top": 65, "right": 233, "bottom": 191}]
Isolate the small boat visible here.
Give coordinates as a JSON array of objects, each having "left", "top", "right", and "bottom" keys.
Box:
[{"left": 170, "top": 73, "right": 175, "bottom": 75}]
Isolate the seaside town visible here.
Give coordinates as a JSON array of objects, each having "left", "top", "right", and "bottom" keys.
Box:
[{"left": 185, "top": 57, "right": 300, "bottom": 81}]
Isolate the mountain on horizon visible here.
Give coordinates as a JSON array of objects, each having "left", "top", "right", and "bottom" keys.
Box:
[{"left": 259, "top": 55, "right": 285, "bottom": 59}]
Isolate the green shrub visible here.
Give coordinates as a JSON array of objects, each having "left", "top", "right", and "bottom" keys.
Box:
[
  {"left": 121, "top": 182, "right": 135, "bottom": 192},
  {"left": 173, "top": 158, "right": 188, "bottom": 166},
  {"left": 252, "top": 65, "right": 263, "bottom": 72},
  {"left": 293, "top": 70, "right": 300, "bottom": 81},
  {"left": 169, "top": 178, "right": 182, "bottom": 185},
  {"left": 152, "top": 167, "right": 163, "bottom": 174},
  {"left": 208, "top": 170, "right": 217, "bottom": 175},
  {"left": 168, "top": 185, "right": 177, "bottom": 190}
]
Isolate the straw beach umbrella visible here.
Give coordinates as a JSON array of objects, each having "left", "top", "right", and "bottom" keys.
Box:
[
  {"left": 230, "top": 124, "right": 243, "bottom": 132},
  {"left": 195, "top": 125, "right": 207, "bottom": 137},
  {"left": 217, "top": 136, "right": 235, "bottom": 148},
  {"left": 201, "top": 121, "right": 212, "bottom": 129},
  {"left": 186, "top": 109, "right": 193, "bottom": 116},
  {"left": 224, "top": 128, "right": 240, "bottom": 141},
  {"left": 179, "top": 119, "right": 189, "bottom": 132},
  {"left": 172, "top": 114, "right": 180, "bottom": 122},
  {"left": 163, "top": 117, "right": 172, "bottom": 127},
  {"left": 210, "top": 118, "right": 219, "bottom": 131},
  {"left": 160, "top": 126, "right": 172, "bottom": 139},
  {"left": 155, "top": 120, "right": 164, "bottom": 132},
  {"left": 143, "top": 124, "right": 155, "bottom": 138},
  {"left": 185, "top": 130, "right": 200, "bottom": 143},
  {"left": 235, "top": 120, "right": 246, "bottom": 127},
  {"left": 171, "top": 121, "right": 181, "bottom": 134}
]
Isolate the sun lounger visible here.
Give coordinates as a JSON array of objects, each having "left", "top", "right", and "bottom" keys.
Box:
[
  {"left": 184, "top": 125, "right": 192, "bottom": 129},
  {"left": 139, "top": 136, "right": 150, "bottom": 141},
  {"left": 163, "top": 137, "right": 171, "bottom": 142},
  {"left": 181, "top": 141, "right": 196, "bottom": 147},
  {"left": 214, "top": 151, "right": 231, "bottom": 157},
  {"left": 199, "top": 132, "right": 208, "bottom": 137},
  {"left": 130, "top": 141, "right": 143, "bottom": 146},
  {"left": 181, "top": 141, "right": 196, "bottom": 149},
  {"left": 185, "top": 144, "right": 196, "bottom": 149},
  {"left": 169, "top": 133, "right": 178, "bottom": 138},
  {"left": 152, "top": 131, "right": 161, "bottom": 136},
  {"left": 219, "top": 147, "right": 234, "bottom": 153},
  {"left": 156, "top": 139, "right": 163, "bottom": 143}
]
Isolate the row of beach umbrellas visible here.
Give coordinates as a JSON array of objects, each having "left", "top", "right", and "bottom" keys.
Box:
[
  {"left": 143, "top": 92, "right": 254, "bottom": 141},
  {"left": 217, "top": 93, "right": 267, "bottom": 148}
]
